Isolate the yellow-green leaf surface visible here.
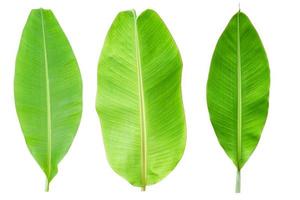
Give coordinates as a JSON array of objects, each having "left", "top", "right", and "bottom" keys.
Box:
[
  {"left": 15, "top": 9, "right": 82, "bottom": 191},
  {"left": 96, "top": 9, "right": 186, "bottom": 190},
  {"left": 207, "top": 11, "right": 270, "bottom": 192}
]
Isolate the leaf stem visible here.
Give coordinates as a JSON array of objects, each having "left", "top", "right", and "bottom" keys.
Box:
[
  {"left": 141, "top": 185, "right": 146, "bottom": 191},
  {"left": 45, "top": 178, "right": 50, "bottom": 192},
  {"left": 235, "top": 169, "right": 241, "bottom": 193}
]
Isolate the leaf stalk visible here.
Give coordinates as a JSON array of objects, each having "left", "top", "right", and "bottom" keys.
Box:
[
  {"left": 235, "top": 169, "right": 241, "bottom": 193},
  {"left": 45, "top": 178, "right": 50, "bottom": 192},
  {"left": 141, "top": 185, "right": 146, "bottom": 191}
]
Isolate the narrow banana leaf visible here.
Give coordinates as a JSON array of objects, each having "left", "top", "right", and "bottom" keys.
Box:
[
  {"left": 96, "top": 9, "right": 186, "bottom": 191},
  {"left": 207, "top": 10, "right": 270, "bottom": 193},
  {"left": 15, "top": 9, "right": 82, "bottom": 191}
]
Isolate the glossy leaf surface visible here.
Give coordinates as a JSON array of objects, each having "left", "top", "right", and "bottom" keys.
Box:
[
  {"left": 96, "top": 9, "right": 186, "bottom": 190},
  {"left": 15, "top": 9, "right": 82, "bottom": 191},
  {"left": 207, "top": 11, "right": 270, "bottom": 192}
]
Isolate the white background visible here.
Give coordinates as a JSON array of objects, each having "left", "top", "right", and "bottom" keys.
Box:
[{"left": 0, "top": 0, "right": 298, "bottom": 199}]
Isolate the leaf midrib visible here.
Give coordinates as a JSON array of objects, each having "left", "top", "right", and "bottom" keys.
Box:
[
  {"left": 236, "top": 11, "right": 242, "bottom": 169},
  {"left": 40, "top": 9, "right": 52, "bottom": 179},
  {"left": 132, "top": 10, "right": 147, "bottom": 189}
]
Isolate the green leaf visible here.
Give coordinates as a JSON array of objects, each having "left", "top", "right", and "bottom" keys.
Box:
[
  {"left": 207, "top": 11, "right": 270, "bottom": 192},
  {"left": 15, "top": 9, "right": 82, "bottom": 191},
  {"left": 96, "top": 9, "right": 186, "bottom": 190}
]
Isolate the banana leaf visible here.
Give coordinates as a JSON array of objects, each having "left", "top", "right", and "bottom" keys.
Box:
[
  {"left": 207, "top": 10, "right": 270, "bottom": 192},
  {"left": 15, "top": 9, "right": 82, "bottom": 191},
  {"left": 96, "top": 9, "right": 186, "bottom": 191}
]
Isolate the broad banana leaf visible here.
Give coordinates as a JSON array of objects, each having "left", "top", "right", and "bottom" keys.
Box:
[
  {"left": 15, "top": 9, "right": 82, "bottom": 191},
  {"left": 207, "top": 11, "right": 270, "bottom": 193},
  {"left": 96, "top": 9, "right": 186, "bottom": 191}
]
